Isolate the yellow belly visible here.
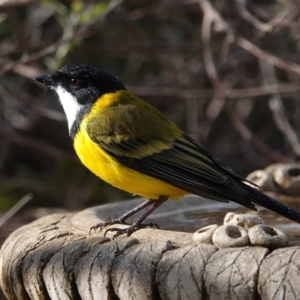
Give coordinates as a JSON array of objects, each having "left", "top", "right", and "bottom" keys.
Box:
[{"left": 73, "top": 125, "right": 188, "bottom": 200}]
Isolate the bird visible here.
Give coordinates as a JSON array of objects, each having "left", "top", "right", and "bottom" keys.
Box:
[{"left": 34, "top": 64, "right": 300, "bottom": 239}]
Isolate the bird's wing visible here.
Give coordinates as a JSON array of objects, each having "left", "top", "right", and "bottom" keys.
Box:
[
  {"left": 86, "top": 101, "right": 180, "bottom": 158},
  {"left": 86, "top": 105, "right": 256, "bottom": 208}
]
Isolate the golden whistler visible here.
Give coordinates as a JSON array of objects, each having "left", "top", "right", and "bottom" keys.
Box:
[{"left": 34, "top": 64, "right": 300, "bottom": 238}]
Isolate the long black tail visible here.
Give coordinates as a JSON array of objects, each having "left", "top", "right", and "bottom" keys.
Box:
[{"left": 234, "top": 179, "right": 300, "bottom": 224}]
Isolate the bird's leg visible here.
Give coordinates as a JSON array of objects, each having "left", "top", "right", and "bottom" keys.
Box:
[
  {"left": 89, "top": 198, "right": 157, "bottom": 234},
  {"left": 104, "top": 196, "right": 168, "bottom": 239}
]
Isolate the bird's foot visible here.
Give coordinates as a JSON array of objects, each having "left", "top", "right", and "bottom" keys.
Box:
[
  {"left": 89, "top": 217, "right": 129, "bottom": 235},
  {"left": 104, "top": 221, "right": 159, "bottom": 240}
]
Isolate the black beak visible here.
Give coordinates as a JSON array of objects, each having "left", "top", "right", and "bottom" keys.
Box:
[{"left": 33, "top": 74, "right": 55, "bottom": 87}]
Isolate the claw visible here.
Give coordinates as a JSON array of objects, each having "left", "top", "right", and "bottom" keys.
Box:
[
  {"left": 89, "top": 217, "right": 129, "bottom": 235},
  {"left": 146, "top": 222, "right": 159, "bottom": 229},
  {"left": 103, "top": 222, "right": 159, "bottom": 239},
  {"left": 89, "top": 223, "right": 106, "bottom": 235}
]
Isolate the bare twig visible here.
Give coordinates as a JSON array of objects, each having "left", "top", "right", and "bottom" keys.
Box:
[
  {"left": 128, "top": 82, "right": 300, "bottom": 99},
  {"left": 0, "top": 0, "right": 123, "bottom": 76},
  {"left": 236, "top": 37, "right": 300, "bottom": 76},
  {"left": 0, "top": 194, "right": 33, "bottom": 228},
  {"left": 125, "top": 0, "right": 199, "bottom": 21},
  {"left": 225, "top": 105, "right": 290, "bottom": 163},
  {"left": 199, "top": 0, "right": 300, "bottom": 76},
  {"left": 0, "top": 128, "right": 77, "bottom": 162},
  {"left": 259, "top": 60, "right": 300, "bottom": 157},
  {"left": 0, "top": 42, "right": 63, "bottom": 76},
  {"left": 200, "top": 0, "right": 223, "bottom": 90},
  {"left": 0, "top": 0, "right": 36, "bottom": 7},
  {"left": 233, "top": 0, "right": 274, "bottom": 32},
  {"left": 234, "top": 0, "right": 288, "bottom": 32}
]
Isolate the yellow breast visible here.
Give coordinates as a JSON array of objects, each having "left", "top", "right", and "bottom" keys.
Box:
[{"left": 73, "top": 119, "right": 188, "bottom": 200}]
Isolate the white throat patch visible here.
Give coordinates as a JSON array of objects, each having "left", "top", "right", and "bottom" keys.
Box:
[{"left": 54, "top": 86, "right": 83, "bottom": 131}]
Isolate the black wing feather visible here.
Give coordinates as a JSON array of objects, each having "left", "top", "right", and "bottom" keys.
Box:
[{"left": 94, "top": 133, "right": 258, "bottom": 209}]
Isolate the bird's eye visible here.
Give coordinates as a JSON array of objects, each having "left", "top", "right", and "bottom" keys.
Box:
[{"left": 70, "top": 78, "right": 81, "bottom": 87}]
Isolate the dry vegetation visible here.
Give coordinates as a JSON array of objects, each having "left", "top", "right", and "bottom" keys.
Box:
[{"left": 1, "top": 0, "right": 300, "bottom": 250}]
